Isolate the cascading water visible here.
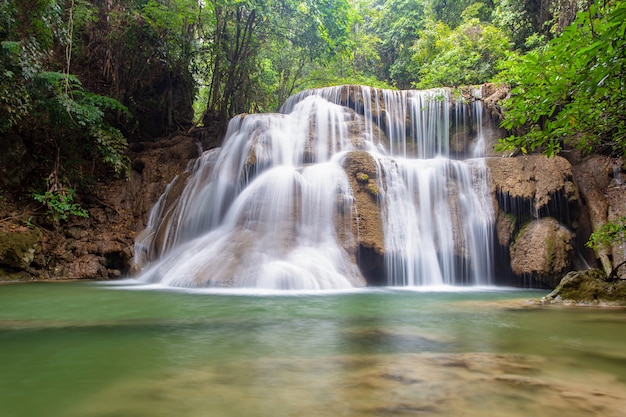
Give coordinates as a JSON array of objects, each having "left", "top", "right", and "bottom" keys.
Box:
[{"left": 134, "top": 85, "right": 495, "bottom": 289}]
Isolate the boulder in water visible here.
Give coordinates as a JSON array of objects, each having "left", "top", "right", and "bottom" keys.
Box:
[{"left": 542, "top": 269, "right": 626, "bottom": 305}]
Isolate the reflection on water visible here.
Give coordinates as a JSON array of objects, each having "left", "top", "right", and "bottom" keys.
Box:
[{"left": 0, "top": 282, "right": 625, "bottom": 417}]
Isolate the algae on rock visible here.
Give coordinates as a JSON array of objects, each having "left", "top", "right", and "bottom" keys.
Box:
[{"left": 543, "top": 269, "right": 626, "bottom": 305}]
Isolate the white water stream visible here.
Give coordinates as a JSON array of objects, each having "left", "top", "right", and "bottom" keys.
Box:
[{"left": 134, "top": 86, "right": 494, "bottom": 289}]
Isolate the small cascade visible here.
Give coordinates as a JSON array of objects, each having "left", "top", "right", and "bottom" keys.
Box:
[
  {"left": 380, "top": 157, "right": 493, "bottom": 286},
  {"left": 134, "top": 85, "right": 495, "bottom": 289}
]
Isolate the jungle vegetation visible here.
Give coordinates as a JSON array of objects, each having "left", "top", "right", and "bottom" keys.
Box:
[{"left": 1, "top": 0, "right": 624, "bottom": 221}]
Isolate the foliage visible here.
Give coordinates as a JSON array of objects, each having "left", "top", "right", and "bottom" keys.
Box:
[
  {"left": 0, "top": 40, "right": 32, "bottom": 132},
  {"left": 1, "top": 0, "right": 135, "bottom": 221},
  {"left": 32, "top": 188, "right": 89, "bottom": 222},
  {"left": 30, "top": 71, "right": 130, "bottom": 177},
  {"left": 0, "top": 0, "right": 50, "bottom": 133},
  {"left": 411, "top": 4, "right": 513, "bottom": 88},
  {"left": 491, "top": 0, "right": 538, "bottom": 50},
  {"left": 496, "top": 1, "right": 626, "bottom": 158},
  {"left": 24, "top": 69, "right": 130, "bottom": 220},
  {"left": 369, "top": 0, "right": 428, "bottom": 88},
  {"left": 197, "top": 0, "right": 356, "bottom": 119},
  {"left": 586, "top": 217, "right": 626, "bottom": 251},
  {"left": 427, "top": 0, "right": 487, "bottom": 27},
  {"left": 586, "top": 216, "right": 626, "bottom": 281}
]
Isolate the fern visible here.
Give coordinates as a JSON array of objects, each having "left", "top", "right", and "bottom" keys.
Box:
[{"left": 31, "top": 70, "right": 131, "bottom": 177}]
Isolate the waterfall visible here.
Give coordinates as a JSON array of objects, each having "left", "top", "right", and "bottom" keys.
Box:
[{"left": 134, "top": 85, "right": 495, "bottom": 289}]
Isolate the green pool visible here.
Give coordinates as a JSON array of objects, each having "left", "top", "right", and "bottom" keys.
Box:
[{"left": 1, "top": 281, "right": 625, "bottom": 417}]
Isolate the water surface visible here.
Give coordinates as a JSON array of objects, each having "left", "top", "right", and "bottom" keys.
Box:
[{"left": 1, "top": 282, "right": 625, "bottom": 416}]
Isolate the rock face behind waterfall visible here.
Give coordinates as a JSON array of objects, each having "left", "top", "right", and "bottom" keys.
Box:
[
  {"left": 485, "top": 155, "right": 579, "bottom": 287},
  {"left": 486, "top": 153, "right": 626, "bottom": 286}
]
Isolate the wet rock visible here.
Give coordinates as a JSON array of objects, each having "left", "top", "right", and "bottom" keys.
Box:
[
  {"left": 128, "top": 135, "right": 201, "bottom": 231},
  {"left": 542, "top": 269, "right": 626, "bottom": 305},
  {"left": 342, "top": 151, "right": 386, "bottom": 284},
  {"left": 572, "top": 156, "right": 612, "bottom": 273},
  {"left": 342, "top": 151, "right": 385, "bottom": 257},
  {"left": 510, "top": 218, "right": 573, "bottom": 287},
  {"left": 496, "top": 210, "right": 517, "bottom": 247},
  {"left": 486, "top": 155, "right": 575, "bottom": 214},
  {"left": 606, "top": 171, "right": 626, "bottom": 279}
]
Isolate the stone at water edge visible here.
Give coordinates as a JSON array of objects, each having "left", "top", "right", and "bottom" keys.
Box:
[
  {"left": 542, "top": 269, "right": 626, "bottom": 305},
  {"left": 0, "top": 229, "right": 42, "bottom": 270}
]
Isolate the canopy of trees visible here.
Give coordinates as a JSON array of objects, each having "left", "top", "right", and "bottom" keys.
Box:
[
  {"left": 497, "top": 0, "right": 626, "bottom": 158},
  {"left": 1, "top": 0, "right": 625, "bottom": 220}
]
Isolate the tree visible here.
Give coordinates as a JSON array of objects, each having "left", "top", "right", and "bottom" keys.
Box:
[
  {"left": 194, "top": 0, "right": 356, "bottom": 130},
  {"left": 369, "top": 0, "right": 428, "bottom": 88},
  {"left": 1, "top": 0, "right": 131, "bottom": 221},
  {"left": 491, "top": 0, "right": 543, "bottom": 50},
  {"left": 427, "top": 0, "right": 489, "bottom": 27},
  {"left": 491, "top": 0, "right": 586, "bottom": 51},
  {"left": 73, "top": 0, "right": 198, "bottom": 138},
  {"left": 586, "top": 216, "right": 626, "bottom": 281},
  {"left": 497, "top": 0, "right": 626, "bottom": 158},
  {"left": 411, "top": 3, "right": 513, "bottom": 88}
]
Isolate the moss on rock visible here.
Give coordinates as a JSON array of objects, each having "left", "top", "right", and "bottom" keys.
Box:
[
  {"left": 542, "top": 269, "right": 626, "bottom": 305},
  {"left": 0, "top": 229, "right": 42, "bottom": 271}
]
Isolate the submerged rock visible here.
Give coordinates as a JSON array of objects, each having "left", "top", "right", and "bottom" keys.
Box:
[{"left": 542, "top": 269, "right": 626, "bottom": 305}]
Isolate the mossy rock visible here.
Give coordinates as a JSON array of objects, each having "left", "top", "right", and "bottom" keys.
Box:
[
  {"left": 367, "top": 181, "right": 379, "bottom": 196},
  {"left": 0, "top": 229, "right": 42, "bottom": 270},
  {"left": 542, "top": 269, "right": 626, "bottom": 305},
  {"left": 356, "top": 172, "right": 369, "bottom": 182}
]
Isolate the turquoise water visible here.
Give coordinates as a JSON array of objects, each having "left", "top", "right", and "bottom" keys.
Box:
[{"left": 1, "top": 281, "right": 625, "bottom": 417}]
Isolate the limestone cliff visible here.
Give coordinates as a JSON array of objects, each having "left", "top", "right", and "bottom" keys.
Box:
[
  {"left": 484, "top": 155, "right": 580, "bottom": 286},
  {"left": 485, "top": 153, "right": 626, "bottom": 286}
]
